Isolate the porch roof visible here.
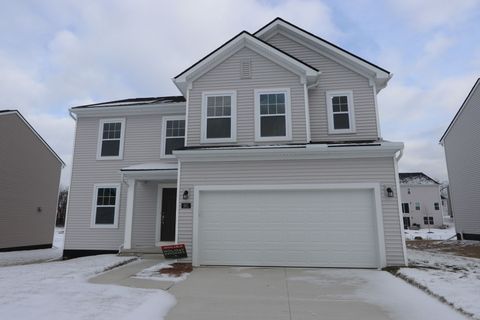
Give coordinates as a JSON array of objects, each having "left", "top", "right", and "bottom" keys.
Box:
[{"left": 120, "top": 162, "right": 178, "bottom": 180}]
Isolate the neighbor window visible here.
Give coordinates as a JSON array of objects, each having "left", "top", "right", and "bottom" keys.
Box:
[
  {"left": 202, "top": 92, "right": 236, "bottom": 143},
  {"left": 401, "top": 203, "right": 410, "bottom": 214},
  {"left": 326, "top": 91, "right": 355, "bottom": 134},
  {"left": 162, "top": 116, "right": 185, "bottom": 157},
  {"left": 415, "top": 202, "right": 421, "bottom": 210},
  {"left": 255, "top": 89, "right": 291, "bottom": 141},
  {"left": 97, "top": 118, "right": 125, "bottom": 159},
  {"left": 91, "top": 184, "right": 120, "bottom": 228},
  {"left": 434, "top": 202, "right": 440, "bottom": 210},
  {"left": 423, "top": 217, "right": 434, "bottom": 225}
]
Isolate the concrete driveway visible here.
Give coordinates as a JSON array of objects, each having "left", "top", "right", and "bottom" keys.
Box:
[{"left": 166, "top": 267, "right": 467, "bottom": 320}]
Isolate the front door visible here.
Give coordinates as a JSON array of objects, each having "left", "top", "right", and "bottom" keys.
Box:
[{"left": 160, "top": 188, "right": 177, "bottom": 241}]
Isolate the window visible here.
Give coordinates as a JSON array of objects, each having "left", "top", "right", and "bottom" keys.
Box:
[
  {"left": 401, "top": 203, "right": 410, "bottom": 214},
  {"left": 403, "top": 217, "right": 411, "bottom": 228},
  {"left": 91, "top": 184, "right": 120, "bottom": 228},
  {"left": 97, "top": 119, "right": 125, "bottom": 159},
  {"left": 415, "top": 202, "right": 421, "bottom": 210},
  {"left": 326, "top": 91, "right": 355, "bottom": 134},
  {"left": 162, "top": 116, "right": 185, "bottom": 157},
  {"left": 434, "top": 202, "right": 440, "bottom": 210},
  {"left": 201, "top": 91, "right": 236, "bottom": 143},
  {"left": 255, "top": 89, "right": 292, "bottom": 141},
  {"left": 423, "top": 217, "right": 434, "bottom": 225}
]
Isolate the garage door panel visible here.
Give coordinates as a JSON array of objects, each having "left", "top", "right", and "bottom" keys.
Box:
[{"left": 198, "top": 189, "right": 379, "bottom": 268}]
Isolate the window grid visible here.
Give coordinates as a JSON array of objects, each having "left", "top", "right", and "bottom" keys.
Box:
[
  {"left": 206, "top": 96, "right": 231, "bottom": 118},
  {"left": 423, "top": 217, "right": 434, "bottom": 225},
  {"left": 96, "top": 188, "right": 117, "bottom": 206},
  {"left": 259, "top": 93, "right": 286, "bottom": 116},
  {"left": 331, "top": 95, "right": 350, "bottom": 130},
  {"left": 166, "top": 120, "right": 185, "bottom": 137},
  {"left": 102, "top": 122, "right": 122, "bottom": 140}
]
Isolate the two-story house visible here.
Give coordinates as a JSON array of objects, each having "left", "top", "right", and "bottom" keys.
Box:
[
  {"left": 399, "top": 172, "right": 444, "bottom": 229},
  {"left": 64, "top": 18, "right": 406, "bottom": 268}
]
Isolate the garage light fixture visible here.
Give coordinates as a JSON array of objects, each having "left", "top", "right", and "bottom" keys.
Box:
[
  {"left": 386, "top": 187, "right": 394, "bottom": 198},
  {"left": 182, "top": 190, "right": 189, "bottom": 200}
]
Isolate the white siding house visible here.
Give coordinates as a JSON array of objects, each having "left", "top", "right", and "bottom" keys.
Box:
[
  {"left": 64, "top": 18, "right": 407, "bottom": 267},
  {"left": 440, "top": 78, "right": 480, "bottom": 240}
]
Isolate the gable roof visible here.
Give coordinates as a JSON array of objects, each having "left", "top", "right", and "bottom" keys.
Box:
[
  {"left": 254, "top": 17, "right": 391, "bottom": 90},
  {"left": 172, "top": 30, "right": 320, "bottom": 95},
  {"left": 72, "top": 96, "right": 185, "bottom": 109},
  {"left": 0, "top": 110, "right": 65, "bottom": 166},
  {"left": 439, "top": 78, "right": 480, "bottom": 144},
  {"left": 399, "top": 172, "right": 439, "bottom": 185}
]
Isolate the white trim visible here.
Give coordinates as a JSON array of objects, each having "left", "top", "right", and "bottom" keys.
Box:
[
  {"left": 90, "top": 183, "right": 121, "bottom": 229},
  {"left": 192, "top": 183, "right": 387, "bottom": 268},
  {"left": 393, "top": 153, "right": 409, "bottom": 266},
  {"left": 372, "top": 83, "right": 382, "bottom": 139},
  {"left": 304, "top": 83, "right": 311, "bottom": 142},
  {"left": 161, "top": 115, "right": 186, "bottom": 158},
  {"left": 96, "top": 118, "right": 126, "bottom": 160},
  {"left": 201, "top": 91, "right": 237, "bottom": 143},
  {"left": 123, "top": 179, "right": 135, "bottom": 249},
  {"left": 326, "top": 90, "right": 356, "bottom": 134},
  {"left": 185, "top": 88, "right": 190, "bottom": 146},
  {"left": 254, "top": 88, "right": 292, "bottom": 142},
  {"left": 175, "top": 161, "right": 181, "bottom": 244},
  {"left": 155, "top": 183, "right": 178, "bottom": 246}
]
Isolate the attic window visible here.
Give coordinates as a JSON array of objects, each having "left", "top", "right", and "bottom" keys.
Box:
[{"left": 240, "top": 59, "right": 251, "bottom": 79}]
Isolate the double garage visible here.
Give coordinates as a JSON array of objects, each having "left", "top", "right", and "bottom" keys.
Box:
[{"left": 193, "top": 185, "right": 386, "bottom": 268}]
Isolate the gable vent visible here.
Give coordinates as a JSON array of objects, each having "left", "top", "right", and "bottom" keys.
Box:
[{"left": 240, "top": 59, "right": 252, "bottom": 79}]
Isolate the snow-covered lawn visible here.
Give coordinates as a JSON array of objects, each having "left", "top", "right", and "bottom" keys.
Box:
[
  {"left": 404, "top": 226, "right": 456, "bottom": 240},
  {"left": 398, "top": 248, "right": 480, "bottom": 319},
  {"left": 0, "top": 255, "right": 176, "bottom": 320},
  {"left": 0, "top": 227, "right": 65, "bottom": 266}
]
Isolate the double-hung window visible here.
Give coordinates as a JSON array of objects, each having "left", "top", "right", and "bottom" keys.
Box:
[
  {"left": 401, "top": 203, "right": 410, "bottom": 214},
  {"left": 434, "top": 202, "right": 440, "bottom": 210},
  {"left": 326, "top": 91, "right": 355, "bottom": 134},
  {"left": 91, "top": 184, "right": 120, "bottom": 228},
  {"left": 423, "top": 217, "right": 434, "bottom": 225},
  {"left": 97, "top": 118, "right": 125, "bottom": 159},
  {"left": 202, "top": 91, "right": 236, "bottom": 143},
  {"left": 255, "top": 89, "right": 291, "bottom": 141},
  {"left": 162, "top": 116, "right": 185, "bottom": 157}
]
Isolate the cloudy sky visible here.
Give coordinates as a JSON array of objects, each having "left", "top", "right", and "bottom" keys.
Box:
[{"left": 1, "top": 0, "right": 479, "bottom": 187}]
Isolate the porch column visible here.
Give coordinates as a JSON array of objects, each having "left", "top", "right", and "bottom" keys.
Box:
[{"left": 123, "top": 178, "right": 135, "bottom": 250}]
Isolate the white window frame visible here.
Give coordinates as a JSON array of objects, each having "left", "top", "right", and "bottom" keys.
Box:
[
  {"left": 90, "top": 183, "right": 121, "bottom": 228},
  {"left": 254, "top": 88, "right": 292, "bottom": 142},
  {"left": 201, "top": 91, "right": 237, "bottom": 143},
  {"left": 326, "top": 90, "right": 356, "bottom": 134},
  {"left": 96, "top": 118, "right": 126, "bottom": 160},
  {"left": 161, "top": 115, "right": 186, "bottom": 158}
]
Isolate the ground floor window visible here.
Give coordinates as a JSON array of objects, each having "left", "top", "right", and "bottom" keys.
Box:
[
  {"left": 402, "top": 203, "right": 410, "bottom": 213},
  {"left": 403, "top": 217, "right": 411, "bottom": 228},
  {"left": 91, "top": 184, "right": 120, "bottom": 228},
  {"left": 423, "top": 216, "right": 434, "bottom": 225}
]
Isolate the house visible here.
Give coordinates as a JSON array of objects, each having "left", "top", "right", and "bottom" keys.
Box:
[
  {"left": 399, "top": 172, "right": 444, "bottom": 229},
  {"left": 0, "top": 110, "right": 64, "bottom": 251},
  {"left": 440, "top": 78, "right": 480, "bottom": 240},
  {"left": 64, "top": 18, "right": 406, "bottom": 268}
]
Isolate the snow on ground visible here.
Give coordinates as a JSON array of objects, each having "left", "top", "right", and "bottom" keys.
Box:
[
  {"left": 0, "top": 255, "right": 176, "bottom": 320},
  {"left": 398, "top": 249, "right": 480, "bottom": 319},
  {"left": 0, "top": 227, "right": 65, "bottom": 266},
  {"left": 133, "top": 262, "right": 190, "bottom": 282},
  {"left": 404, "top": 226, "right": 456, "bottom": 240}
]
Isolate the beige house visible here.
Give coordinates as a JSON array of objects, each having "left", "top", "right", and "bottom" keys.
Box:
[
  {"left": 65, "top": 18, "right": 407, "bottom": 268},
  {"left": 0, "top": 110, "right": 64, "bottom": 251}
]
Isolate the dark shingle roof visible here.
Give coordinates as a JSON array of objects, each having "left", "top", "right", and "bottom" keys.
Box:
[
  {"left": 72, "top": 96, "right": 185, "bottom": 109},
  {"left": 399, "top": 172, "right": 439, "bottom": 185},
  {"left": 0, "top": 109, "right": 15, "bottom": 113}
]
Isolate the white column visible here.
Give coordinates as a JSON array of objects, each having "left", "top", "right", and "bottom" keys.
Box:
[{"left": 123, "top": 178, "right": 135, "bottom": 250}]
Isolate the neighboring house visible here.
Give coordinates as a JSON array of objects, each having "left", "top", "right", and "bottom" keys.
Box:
[
  {"left": 399, "top": 172, "right": 444, "bottom": 229},
  {"left": 440, "top": 78, "right": 480, "bottom": 240},
  {"left": 0, "top": 110, "right": 64, "bottom": 251},
  {"left": 64, "top": 18, "right": 407, "bottom": 268}
]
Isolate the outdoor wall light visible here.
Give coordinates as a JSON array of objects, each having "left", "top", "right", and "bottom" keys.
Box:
[
  {"left": 386, "top": 187, "right": 394, "bottom": 198},
  {"left": 182, "top": 190, "right": 189, "bottom": 200}
]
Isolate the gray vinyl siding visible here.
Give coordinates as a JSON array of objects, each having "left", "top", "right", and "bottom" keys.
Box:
[
  {"left": 186, "top": 47, "right": 307, "bottom": 146},
  {"left": 178, "top": 157, "right": 405, "bottom": 266},
  {"left": 443, "top": 84, "right": 480, "bottom": 236},
  {"left": 265, "top": 33, "right": 379, "bottom": 141},
  {"left": 65, "top": 113, "right": 181, "bottom": 250},
  {"left": 0, "top": 113, "right": 62, "bottom": 249}
]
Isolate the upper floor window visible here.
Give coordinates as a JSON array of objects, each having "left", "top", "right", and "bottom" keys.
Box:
[
  {"left": 201, "top": 91, "right": 236, "bottom": 143},
  {"left": 91, "top": 184, "right": 120, "bottom": 228},
  {"left": 434, "top": 202, "right": 440, "bottom": 210},
  {"left": 162, "top": 116, "right": 185, "bottom": 158},
  {"left": 326, "top": 91, "right": 355, "bottom": 134},
  {"left": 97, "top": 118, "right": 125, "bottom": 160},
  {"left": 255, "top": 89, "right": 292, "bottom": 141}
]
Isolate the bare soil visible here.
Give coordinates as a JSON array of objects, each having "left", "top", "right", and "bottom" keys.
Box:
[
  {"left": 159, "top": 263, "right": 193, "bottom": 277},
  {"left": 407, "top": 240, "right": 480, "bottom": 259}
]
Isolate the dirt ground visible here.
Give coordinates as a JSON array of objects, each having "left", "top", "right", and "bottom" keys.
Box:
[
  {"left": 159, "top": 263, "right": 193, "bottom": 277},
  {"left": 407, "top": 240, "right": 480, "bottom": 259}
]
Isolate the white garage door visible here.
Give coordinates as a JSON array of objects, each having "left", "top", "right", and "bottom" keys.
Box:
[{"left": 197, "top": 188, "right": 380, "bottom": 268}]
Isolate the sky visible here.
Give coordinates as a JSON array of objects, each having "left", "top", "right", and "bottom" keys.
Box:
[{"left": 1, "top": 0, "right": 479, "bottom": 187}]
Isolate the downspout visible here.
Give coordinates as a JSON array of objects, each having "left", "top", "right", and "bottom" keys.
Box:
[{"left": 393, "top": 148, "right": 408, "bottom": 266}]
